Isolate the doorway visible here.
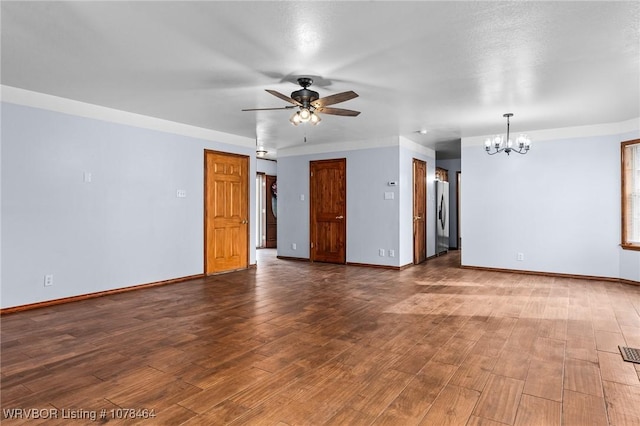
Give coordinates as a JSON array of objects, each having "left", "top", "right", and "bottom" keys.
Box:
[
  {"left": 256, "top": 173, "right": 266, "bottom": 248},
  {"left": 265, "top": 175, "right": 277, "bottom": 248},
  {"left": 457, "top": 171, "right": 461, "bottom": 249},
  {"left": 204, "top": 150, "right": 249, "bottom": 274},
  {"left": 310, "top": 158, "right": 346, "bottom": 264},
  {"left": 413, "top": 158, "right": 427, "bottom": 264},
  {"left": 255, "top": 173, "right": 277, "bottom": 248}
]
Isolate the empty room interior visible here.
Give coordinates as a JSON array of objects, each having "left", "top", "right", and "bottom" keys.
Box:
[{"left": 2, "top": 1, "right": 640, "bottom": 425}]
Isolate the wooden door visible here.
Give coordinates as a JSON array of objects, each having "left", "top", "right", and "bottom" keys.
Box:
[
  {"left": 413, "top": 158, "right": 427, "bottom": 264},
  {"left": 265, "top": 175, "right": 277, "bottom": 248},
  {"left": 204, "top": 150, "right": 249, "bottom": 274},
  {"left": 310, "top": 158, "right": 346, "bottom": 264}
]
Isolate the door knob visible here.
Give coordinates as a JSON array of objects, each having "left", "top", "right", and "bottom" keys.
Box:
[
  {"left": 336, "top": 215, "right": 344, "bottom": 219},
  {"left": 414, "top": 216, "right": 422, "bottom": 220}
]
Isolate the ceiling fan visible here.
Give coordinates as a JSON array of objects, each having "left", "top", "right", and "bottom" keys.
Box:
[{"left": 242, "top": 77, "right": 360, "bottom": 126}]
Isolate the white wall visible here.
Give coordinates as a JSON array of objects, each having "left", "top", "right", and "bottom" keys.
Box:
[
  {"left": 436, "top": 157, "right": 461, "bottom": 249},
  {"left": 619, "top": 129, "right": 640, "bottom": 281},
  {"left": 620, "top": 249, "right": 640, "bottom": 281},
  {"left": 461, "top": 119, "right": 640, "bottom": 281},
  {"left": 1, "top": 100, "right": 256, "bottom": 308},
  {"left": 277, "top": 145, "right": 401, "bottom": 266},
  {"left": 399, "top": 138, "right": 437, "bottom": 265},
  {"left": 277, "top": 139, "right": 435, "bottom": 268},
  {"left": 345, "top": 147, "right": 400, "bottom": 266},
  {"left": 257, "top": 158, "right": 277, "bottom": 175}
]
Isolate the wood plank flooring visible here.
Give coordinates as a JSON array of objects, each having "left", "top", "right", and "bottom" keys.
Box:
[{"left": 2, "top": 250, "right": 640, "bottom": 425}]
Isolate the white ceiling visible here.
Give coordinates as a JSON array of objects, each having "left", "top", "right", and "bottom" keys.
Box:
[{"left": 2, "top": 1, "right": 638, "bottom": 159}]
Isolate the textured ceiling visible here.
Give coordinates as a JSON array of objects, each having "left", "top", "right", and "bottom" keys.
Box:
[{"left": 2, "top": 1, "right": 639, "bottom": 159}]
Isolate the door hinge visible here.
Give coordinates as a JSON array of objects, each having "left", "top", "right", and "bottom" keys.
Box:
[
  {"left": 310, "top": 171, "right": 313, "bottom": 177},
  {"left": 311, "top": 242, "right": 314, "bottom": 248}
]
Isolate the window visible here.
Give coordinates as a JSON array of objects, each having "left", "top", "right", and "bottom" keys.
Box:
[{"left": 622, "top": 139, "right": 640, "bottom": 250}]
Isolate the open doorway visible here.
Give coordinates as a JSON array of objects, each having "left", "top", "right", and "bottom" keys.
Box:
[
  {"left": 256, "top": 173, "right": 277, "bottom": 249},
  {"left": 265, "top": 175, "right": 277, "bottom": 248},
  {"left": 256, "top": 173, "right": 266, "bottom": 248},
  {"left": 457, "top": 171, "right": 461, "bottom": 249}
]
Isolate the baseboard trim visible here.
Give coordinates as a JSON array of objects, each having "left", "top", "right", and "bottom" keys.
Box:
[
  {"left": 206, "top": 264, "right": 256, "bottom": 275},
  {"left": 276, "top": 256, "right": 412, "bottom": 270},
  {"left": 620, "top": 278, "right": 640, "bottom": 286},
  {"left": 276, "top": 256, "right": 310, "bottom": 262},
  {"left": 346, "top": 262, "right": 402, "bottom": 271},
  {"left": 460, "top": 265, "right": 639, "bottom": 286},
  {"left": 0, "top": 273, "right": 205, "bottom": 315}
]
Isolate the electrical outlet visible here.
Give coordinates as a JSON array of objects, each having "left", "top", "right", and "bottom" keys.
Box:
[
  {"left": 176, "top": 189, "right": 187, "bottom": 198},
  {"left": 517, "top": 252, "right": 524, "bottom": 261},
  {"left": 389, "top": 249, "right": 395, "bottom": 257},
  {"left": 291, "top": 243, "right": 296, "bottom": 250},
  {"left": 44, "top": 274, "right": 53, "bottom": 287},
  {"left": 379, "top": 249, "right": 385, "bottom": 257}
]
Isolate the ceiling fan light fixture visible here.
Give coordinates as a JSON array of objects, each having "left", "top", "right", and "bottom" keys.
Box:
[
  {"left": 244, "top": 78, "right": 360, "bottom": 126},
  {"left": 290, "top": 111, "right": 302, "bottom": 126},
  {"left": 310, "top": 111, "right": 321, "bottom": 125},
  {"left": 299, "top": 107, "right": 311, "bottom": 122},
  {"left": 256, "top": 147, "right": 267, "bottom": 157}
]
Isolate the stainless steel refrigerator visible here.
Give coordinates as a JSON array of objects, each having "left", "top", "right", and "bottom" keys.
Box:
[{"left": 436, "top": 180, "right": 449, "bottom": 255}]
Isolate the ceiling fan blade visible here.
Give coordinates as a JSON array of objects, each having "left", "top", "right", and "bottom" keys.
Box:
[
  {"left": 316, "top": 107, "right": 361, "bottom": 117},
  {"left": 312, "top": 91, "right": 359, "bottom": 108},
  {"left": 242, "top": 106, "right": 296, "bottom": 112},
  {"left": 265, "top": 89, "right": 303, "bottom": 106}
]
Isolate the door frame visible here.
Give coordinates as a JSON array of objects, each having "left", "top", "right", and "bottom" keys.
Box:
[{"left": 203, "top": 149, "right": 250, "bottom": 274}]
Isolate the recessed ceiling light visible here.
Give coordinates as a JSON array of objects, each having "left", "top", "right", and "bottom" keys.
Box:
[{"left": 419, "top": 130, "right": 428, "bottom": 135}]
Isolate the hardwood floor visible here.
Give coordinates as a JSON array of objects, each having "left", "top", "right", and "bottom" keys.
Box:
[{"left": 2, "top": 250, "right": 640, "bottom": 425}]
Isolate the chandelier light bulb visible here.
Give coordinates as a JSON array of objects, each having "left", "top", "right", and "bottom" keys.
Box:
[
  {"left": 493, "top": 136, "right": 502, "bottom": 149},
  {"left": 516, "top": 134, "right": 531, "bottom": 150}
]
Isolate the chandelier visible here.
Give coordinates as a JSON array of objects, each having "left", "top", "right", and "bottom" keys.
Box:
[{"left": 485, "top": 113, "right": 531, "bottom": 155}]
